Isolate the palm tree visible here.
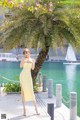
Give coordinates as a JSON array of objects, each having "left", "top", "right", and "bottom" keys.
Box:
[{"left": 0, "top": 0, "right": 80, "bottom": 80}]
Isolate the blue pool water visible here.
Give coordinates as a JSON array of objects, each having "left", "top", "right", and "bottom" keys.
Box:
[{"left": 0, "top": 61, "right": 80, "bottom": 116}]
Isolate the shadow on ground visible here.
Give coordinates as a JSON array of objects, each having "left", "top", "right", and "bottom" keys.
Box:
[{"left": 9, "top": 114, "right": 39, "bottom": 120}]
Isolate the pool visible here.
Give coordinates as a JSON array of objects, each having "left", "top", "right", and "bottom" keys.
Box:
[{"left": 0, "top": 61, "right": 80, "bottom": 116}]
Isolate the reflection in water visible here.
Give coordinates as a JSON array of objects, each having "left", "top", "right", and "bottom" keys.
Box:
[{"left": 65, "top": 65, "right": 77, "bottom": 92}]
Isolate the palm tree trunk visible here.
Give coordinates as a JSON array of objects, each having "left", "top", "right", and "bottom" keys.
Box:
[{"left": 31, "top": 46, "right": 49, "bottom": 81}]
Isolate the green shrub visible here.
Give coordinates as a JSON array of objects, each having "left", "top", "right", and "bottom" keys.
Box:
[
  {"left": 33, "top": 83, "right": 38, "bottom": 92},
  {"left": 3, "top": 83, "right": 21, "bottom": 93},
  {"left": 3, "top": 81, "right": 38, "bottom": 93}
]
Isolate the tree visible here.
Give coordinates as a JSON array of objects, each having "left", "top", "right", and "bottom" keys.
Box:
[{"left": 0, "top": 0, "right": 80, "bottom": 80}]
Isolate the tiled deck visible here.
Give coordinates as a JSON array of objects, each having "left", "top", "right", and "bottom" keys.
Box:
[
  {"left": 0, "top": 92, "right": 50, "bottom": 120},
  {"left": 0, "top": 91, "right": 80, "bottom": 120}
]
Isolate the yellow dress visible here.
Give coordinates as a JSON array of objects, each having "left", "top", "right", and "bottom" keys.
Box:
[{"left": 20, "top": 61, "right": 35, "bottom": 102}]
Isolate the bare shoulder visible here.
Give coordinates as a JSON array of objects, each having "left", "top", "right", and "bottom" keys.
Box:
[
  {"left": 30, "top": 58, "right": 35, "bottom": 63},
  {"left": 32, "top": 58, "right": 35, "bottom": 62}
]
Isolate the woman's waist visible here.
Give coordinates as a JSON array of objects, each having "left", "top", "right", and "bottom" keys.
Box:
[
  {"left": 21, "top": 69, "right": 31, "bottom": 73},
  {"left": 23, "top": 67, "right": 31, "bottom": 70}
]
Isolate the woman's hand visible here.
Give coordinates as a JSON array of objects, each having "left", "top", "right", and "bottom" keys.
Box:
[{"left": 20, "top": 57, "right": 25, "bottom": 68}]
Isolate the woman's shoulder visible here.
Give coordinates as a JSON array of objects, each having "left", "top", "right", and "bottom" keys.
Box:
[{"left": 30, "top": 58, "right": 35, "bottom": 62}]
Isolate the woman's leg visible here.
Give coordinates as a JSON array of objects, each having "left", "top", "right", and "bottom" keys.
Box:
[
  {"left": 21, "top": 86, "right": 26, "bottom": 116},
  {"left": 33, "top": 101, "right": 40, "bottom": 115}
]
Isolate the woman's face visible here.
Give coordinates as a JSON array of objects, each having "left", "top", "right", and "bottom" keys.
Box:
[{"left": 24, "top": 51, "right": 30, "bottom": 58}]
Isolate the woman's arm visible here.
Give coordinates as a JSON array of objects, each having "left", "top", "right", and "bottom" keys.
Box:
[
  {"left": 20, "top": 58, "right": 25, "bottom": 68},
  {"left": 31, "top": 59, "right": 35, "bottom": 70}
]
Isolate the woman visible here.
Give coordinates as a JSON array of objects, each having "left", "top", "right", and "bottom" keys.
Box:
[{"left": 20, "top": 48, "right": 39, "bottom": 116}]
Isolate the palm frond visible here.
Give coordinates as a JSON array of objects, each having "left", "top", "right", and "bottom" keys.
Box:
[{"left": 0, "top": 2, "right": 80, "bottom": 51}]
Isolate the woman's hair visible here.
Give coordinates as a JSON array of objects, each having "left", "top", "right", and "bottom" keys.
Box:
[{"left": 23, "top": 48, "right": 30, "bottom": 54}]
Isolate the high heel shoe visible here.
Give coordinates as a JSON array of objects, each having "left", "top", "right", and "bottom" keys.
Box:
[
  {"left": 23, "top": 112, "right": 26, "bottom": 116},
  {"left": 23, "top": 110, "right": 26, "bottom": 116},
  {"left": 23, "top": 114, "right": 26, "bottom": 116},
  {"left": 35, "top": 110, "right": 40, "bottom": 115},
  {"left": 37, "top": 112, "right": 40, "bottom": 115}
]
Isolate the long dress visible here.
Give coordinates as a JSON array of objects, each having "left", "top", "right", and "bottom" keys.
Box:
[{"left": 20, "top": 60, "right": 35, "bottom": 102}]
